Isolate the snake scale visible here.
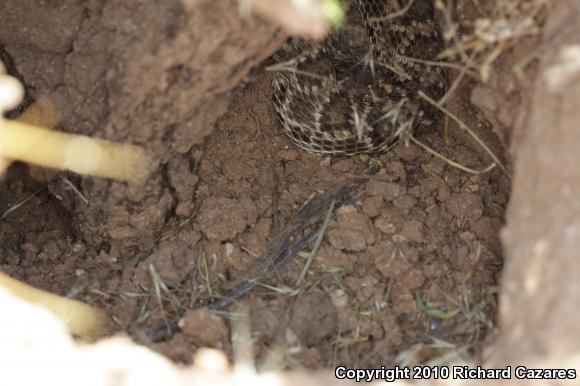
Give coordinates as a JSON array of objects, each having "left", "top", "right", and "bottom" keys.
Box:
[{"left": 272, "top": 0, "right": 448, "bottom": 156}]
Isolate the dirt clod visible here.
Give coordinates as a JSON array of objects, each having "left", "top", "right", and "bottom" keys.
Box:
[
  {"left": 197, "top": 196, "right": 255, "bottom": 241},
  {"left": 179, "top": 308, "right": 228, "bottom": 348},
  {"left": 136, "top": 240, "right": 197, "bottom": 288},
  {"left": 366, "top": 180, "right": 407, "bottom": 200},
  {"left": 289, "top": 290, "right": 337, "bottom": 347},
  {"left": 447, "top": 192, "right": 485, "bottom": 221},
  {"left": 328, "top": 207, "right": 375, "bottom": 252}
]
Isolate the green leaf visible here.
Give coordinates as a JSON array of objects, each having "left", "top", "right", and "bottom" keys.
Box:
[
  {"left": 322, "top": 0, "right": 346, "bottom": 27},
  {"left": 415, "top": 293, "right": 460, "bottom": 320}
]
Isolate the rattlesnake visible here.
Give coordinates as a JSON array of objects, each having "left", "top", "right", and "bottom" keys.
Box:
[{"left": 272, "top": 0, "right": 448, "bottom": 156}]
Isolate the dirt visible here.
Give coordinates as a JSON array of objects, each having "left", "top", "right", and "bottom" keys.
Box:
[
  {"left": 0, "top": 0, "right": 554, "bottom": 371},
  {"left": 488, "top": 0, "right": 580, "bottom": 366}
]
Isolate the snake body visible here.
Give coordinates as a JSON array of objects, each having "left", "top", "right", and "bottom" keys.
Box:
[{"left": 272, "top": 0, "right": 448, "bottom": 155}]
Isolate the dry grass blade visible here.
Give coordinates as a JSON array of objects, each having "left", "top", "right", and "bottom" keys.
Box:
[
  {"left": 437, "top": 51, "right": 478, "bottom": 107},
  {"left": 1, "top": 187, "right": 44, "bottom": 219},
  {"left": 296, "top": 198, "right": 335, "bottom": 286},
  {"left": 230, "top": 305, "right": 255, "bottom": 371},
  {"left": 61, "top": 177, "right": 89, "bottom": 204},
  {"left": 266, "top": 60, "right": 331, "bottom": 82},
  {"left": 199, "top": 252, "right": 214, "bottom": 297},
  {"left": 397, "top": 54, "right": 479, "bottom": 78},
  {"left": 407, "top": 133, "right": 496, "bottom": 175},
  {"left": 369, "top": 0, "right": 416, "bottom": 22},
  {"left": 418, "top": 91, "right": 509, "bottom": 177}
]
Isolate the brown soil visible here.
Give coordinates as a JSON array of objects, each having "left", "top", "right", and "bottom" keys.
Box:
[
  {"left": 0, "top": 0, "right": 564, "bottom": 372},
  {"left": 489, "top": 0, "right": 580, "bottom": 366}
]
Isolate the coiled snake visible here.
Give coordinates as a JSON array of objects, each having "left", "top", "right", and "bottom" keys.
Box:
[{"left": 272, "top": 0, "right": 448, "bottom": 155}]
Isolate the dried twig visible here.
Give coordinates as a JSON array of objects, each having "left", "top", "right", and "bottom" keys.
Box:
[{"left": 418, "top": 91, "right": 509, "bottom": 177}]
